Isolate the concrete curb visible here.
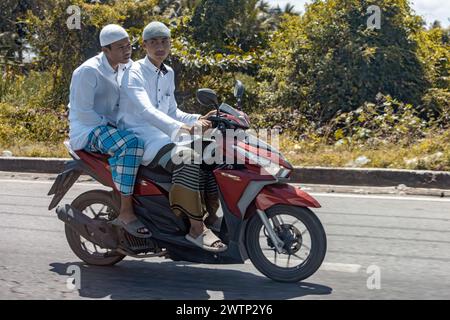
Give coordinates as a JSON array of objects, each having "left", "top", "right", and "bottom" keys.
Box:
[
  {"left": 290, "top": 166, "right": 450, "bottom": 189},
  {"left": 0, "top": 157, "right": 68, "bottom": 174},
  {"left": 1, "top": 156, "right": 450, "bottom": 189}
]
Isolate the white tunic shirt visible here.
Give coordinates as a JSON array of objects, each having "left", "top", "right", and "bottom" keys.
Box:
[
  {"left": 118, "top": 56, "right": 200, "bottom": 165},
  {"left": 68, "top": 53, "right": 130, "bottom": 150}
]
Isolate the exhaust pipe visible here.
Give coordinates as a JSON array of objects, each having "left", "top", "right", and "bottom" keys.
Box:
[{"left": 56, "top": 204, "right": 118, "bottom": 250}]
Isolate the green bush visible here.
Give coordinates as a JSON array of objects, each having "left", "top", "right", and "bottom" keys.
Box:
[
  {"left": 328, "top": 94, "right": 429, "bottom": 145},
  {"left": 0, "top": 71, "right": 67, "bottom": 146},
  {"left": 421, "top": 88, "right": 450, "bottom": 123}
]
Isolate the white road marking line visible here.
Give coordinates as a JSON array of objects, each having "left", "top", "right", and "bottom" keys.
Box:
[
  {"left": 310, "top": 192, "right": 450, "bottom": 202},
  {"left": 320, "top": 262, "right": 362, "bottom": 273},
  {"left": 206, "top": 290, "right": 225, "bottom": 300},
  {"left": 1, "top": 179, "right": 449, "bottom": 202},
  {"left": 245, "top": 260, "right": 361, "bottom": 273},
  {"left": 0, "top": 179, "right": 99, "bottom": 187}
]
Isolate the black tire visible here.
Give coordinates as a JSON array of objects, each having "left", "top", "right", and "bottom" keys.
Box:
[
  {"left": 65, "top": 190, "right": 125, "bottom": 266},
  {"left": 245, "top": 205, "right": 327, "bottom": 283}
]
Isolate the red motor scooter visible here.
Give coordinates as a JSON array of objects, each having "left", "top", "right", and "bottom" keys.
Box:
[{"left": 48, "top": 81, "right": 326, "bottom": 283}]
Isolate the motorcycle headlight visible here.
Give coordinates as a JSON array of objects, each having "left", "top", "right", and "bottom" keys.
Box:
[{"left": 233, "top": 145, "right": 291, "bottom": 178}]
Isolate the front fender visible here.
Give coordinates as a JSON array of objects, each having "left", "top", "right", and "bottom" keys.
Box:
[{"left": 255, "top": 183, "right": 321, "bottom": 211}]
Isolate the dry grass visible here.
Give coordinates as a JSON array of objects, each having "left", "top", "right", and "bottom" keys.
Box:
[
  {"left": 0, "top": 141, "right": 69, "bottom": 158},
  {"left": 279, "top": 130, "right": 450, "bottom": 171}
]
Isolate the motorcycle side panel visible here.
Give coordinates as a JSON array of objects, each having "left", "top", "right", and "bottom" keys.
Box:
[
  {"left": 134, "top": 195, "right": 187, "bottom": 235},
  {"left": 214, "top": 168, "right": 276, "bottom": 218},
  {"left": 77, "top": 150, "right": 166, "bottom": 196},
  {"left": 76, "top": 151, "right": 117, "bottom": 190},
  {"left": 134, "top": 179, "right": 166, "bottom": 196},
  {"left": 255, "top": 183, "right": 321, "bottom": 210}
]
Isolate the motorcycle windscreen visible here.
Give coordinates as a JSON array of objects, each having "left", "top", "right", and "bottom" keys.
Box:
[{"left": 219, "top": 103, "right": 250, "bottom": 127}]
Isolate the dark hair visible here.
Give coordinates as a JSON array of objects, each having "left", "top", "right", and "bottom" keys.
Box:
[{"left": 103, "top": 44, "right": 112, "bottom": 50}]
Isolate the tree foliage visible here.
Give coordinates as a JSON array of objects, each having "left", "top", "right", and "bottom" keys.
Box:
[
  {"left": 257, "top": 0, "right": 440, "bottom": 124},
  {"left": 0, "top": 0, "right": 448, "bottom": 140}
]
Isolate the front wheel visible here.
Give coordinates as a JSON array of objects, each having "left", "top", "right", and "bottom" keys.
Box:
[{"left": 246, "top": 205, "right": 327, "bottom": 283}]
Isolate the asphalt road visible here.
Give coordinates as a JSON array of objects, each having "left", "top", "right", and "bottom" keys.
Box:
[{"left": 0, "top": 172, "right": 449, "bottom": 300}]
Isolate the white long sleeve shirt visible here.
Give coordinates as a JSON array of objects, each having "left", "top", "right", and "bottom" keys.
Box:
[
  {"left": 118, "top": 56, "right": 200, "bottom": 165},
  {"left": 68, "top": 53, "right": 131, "bottom": 150}
]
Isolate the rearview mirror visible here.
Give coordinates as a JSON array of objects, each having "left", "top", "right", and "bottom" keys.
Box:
[
  {"left": 234, "top": 80, "right": 244, "bottom": 99},
  {"left": 196, "top": 88, "right": 219, "bottom": 107}
]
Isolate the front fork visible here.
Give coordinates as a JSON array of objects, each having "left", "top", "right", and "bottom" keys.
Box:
[{"left": 256, "top": 209, "right": 285, "bottom": 253}]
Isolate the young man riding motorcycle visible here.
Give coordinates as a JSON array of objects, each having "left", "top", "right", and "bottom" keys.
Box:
[
  {"left": 68, "top": 24, "right": 151, "bottom": 239},
  {"left": 118, "top": 22, "right": 227, "bottom": 252}
]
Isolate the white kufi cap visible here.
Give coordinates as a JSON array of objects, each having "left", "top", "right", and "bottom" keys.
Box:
[
  {"left": 99, "top": 24, "right": 129, "bottom": 47},
  {"left": 142, "top": 21, "right": 171, "bottom": 41}
]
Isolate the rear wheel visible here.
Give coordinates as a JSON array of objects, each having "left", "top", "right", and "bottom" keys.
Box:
[
  {"left": 246, "top": 205, "right": 327, "bottom": 282},
  {"left": 65, "top": 190, "right": 125, "bottom": 266}
]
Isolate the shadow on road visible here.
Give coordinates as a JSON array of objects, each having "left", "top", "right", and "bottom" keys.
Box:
[{"left": 49, "top": 260, "right": 332, "bottom": 300}]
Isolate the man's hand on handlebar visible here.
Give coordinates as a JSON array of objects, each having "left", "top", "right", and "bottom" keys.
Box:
[
  {"left": 181, "top": 119, "right": 212, "bottom": 135},
  {"left": 199, "top": 110, "right": 217, "bottom": 121}
]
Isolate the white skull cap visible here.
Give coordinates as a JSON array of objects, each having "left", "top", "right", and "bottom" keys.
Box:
[
  {"left": 143, "top": 21, "right": 171, "bottom": 41},
  {"left": 99, "top": 24, "right": 129, "bottom": 47}
]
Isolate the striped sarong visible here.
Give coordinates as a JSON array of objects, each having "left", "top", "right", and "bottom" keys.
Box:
[{"left": 149, "top": 143, "right": 219, "bottom": 221}]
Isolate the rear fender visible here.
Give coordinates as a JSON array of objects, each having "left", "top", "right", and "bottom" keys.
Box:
[{"left": 48, "top": 160, "right": 83, "bottom": 210}]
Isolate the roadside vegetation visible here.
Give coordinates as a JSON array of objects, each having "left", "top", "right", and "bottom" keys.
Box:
[{"left": 1, "top": 0, "right": 449, "bottom": 170}]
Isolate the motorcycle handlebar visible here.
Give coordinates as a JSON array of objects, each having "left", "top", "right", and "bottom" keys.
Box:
[{"left": 206, "top": 115, "right": 229, "bottom": 129}]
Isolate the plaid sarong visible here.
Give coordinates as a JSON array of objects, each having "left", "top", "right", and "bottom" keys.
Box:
[{"left": 85, "top": 125, "right": 144, "bottom": 196}]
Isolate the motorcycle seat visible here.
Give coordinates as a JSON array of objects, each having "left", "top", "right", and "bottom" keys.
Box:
[{"left": 75, "top": 150, "right": 172, "bottom": 183}]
